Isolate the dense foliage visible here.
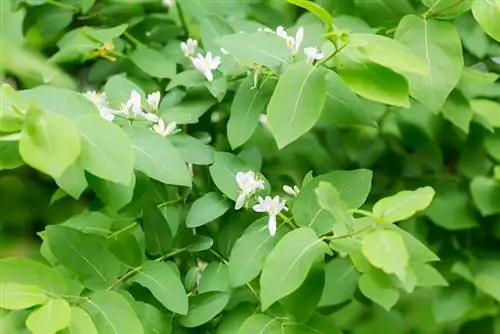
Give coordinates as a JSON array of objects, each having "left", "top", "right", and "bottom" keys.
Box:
[{"left": 1, "top": 0, "right": 500, "bottom": 333}]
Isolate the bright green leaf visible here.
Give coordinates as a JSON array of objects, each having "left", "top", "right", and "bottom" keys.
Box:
[
  {"left": 267, "top": 61, "right": 326, "bottom": 149},
  {"left": 129, "top": 45, "right": 176, "bottom": 79},
  {"left": 413, "top": 263, "right": 448, "bottom": 287},
  {"left": 358, "top": 270, "right": 399, "bottom": 311},
  {"left": 373, "top": 186, "right": 435, "bottom": 224},
  {"left": 472, "top": 0, "right": 500, "bottom": 42},
  {"left": 238, "top": 313, "right": 282, "bottom": 334},
  {"left": 26, "top": 299, "right": 71, "bottom": 334},
  {"left": 470, "top": 176, "right": 500, "bottom": 216},
  {"left": 288, "top": 0, "right": 333, "bottom": 27},
  {"left": 422, "top": 0, "right": 473, "bottom": 19},
  {"left": 87, "top": 173, "right": 136, "bottom": 211},
  {"left": 315, "top": 181, "right": 355, "bottom": 233},
  {"left": 361, "top": 229, "right": 409, "bottom": 281},
  {"left": 319, "top": 258, "right": 359, "bottom": 307},
  {"left": 19, "top": 107, "right": 81, "bottom": 179},
  {"left": 0, "top": 83, "right": 26, "bottom": 132},
  {"left": 0, "top": 283, "right": 48, "bottom": 310},
  {"left": 68, "top": 307, "right": 98, "bottom": 334},
  {"left": 441, "top": 90, "right": 473, "bottom": 133}
]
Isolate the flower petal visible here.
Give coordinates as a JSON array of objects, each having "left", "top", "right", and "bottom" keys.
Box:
[
  {"left": 235, "top": 194, "right": 246, "bottom": 210},
  {"left": 268, "top": 215, "right": 277, "bottom": 236}
]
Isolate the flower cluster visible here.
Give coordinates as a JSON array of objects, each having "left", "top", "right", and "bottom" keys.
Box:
[
  {"left": 235, "top": 171, "right": 300, "bottom": 236},
  {"left": 259, "top": 26, "right": 324, "bottom": 62},
  {"left": 179, "top": 38, "right": 221, "bottom": 82}
]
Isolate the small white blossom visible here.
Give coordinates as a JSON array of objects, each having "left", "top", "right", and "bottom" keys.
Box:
[
  {"left": 283, "top": 185, "right": 300, "bottom": 197},
  {"left": 235, "top": 171, "right": 265, "bottom": 210},
  {"left": 153, "top": 118, "right": 177, "bottom": 137},
  {"left": 121, "top": 90, "right": 143, "bottom": 118},
  {"left": 190, "top": 52, "right": 221, "bottom": 82},
  {"left": 304, "top": 46, "right": 324, "bottom": 62},
  {"left": 253, "top": 196, "right": 287, "bottom": 236},
  {"left": 147, "top": 91, "right": 161, "bottom": 110},
  {"left": 220, "top": 47, "right": 229, "bottom": 55},
  {"left": 162, "top": 0, "right": 175, "bottom": 8},
  {"left": 180, "top": 38, "right": 198, "bottom": 57},
  {"left": 142, "top": 113, "right": 159, "bottom": 123},
  {"left": 259, "top": 114, "right": 268, "bottom": 127},
  {"left": 275, "top": 26, "right": 289, "bottom": 39},
  {"left": 85, "top": 91, "right": 115, "bottom": 121},
  {"left": 286, "top": 27, "right": 304, "bottom": 55}
]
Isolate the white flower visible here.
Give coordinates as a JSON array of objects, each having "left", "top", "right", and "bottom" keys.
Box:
[
  {"left": 142, "top": 112, "right": 159, "bottom": 123},
  {"left": 220, "top": 47, "right": 229, "bottom": 55},
  {"left": 286, "top": 27, "right": 304, "bottom": 55},
  {"left": 253, "top": 196, "right": 287, "bottom": 236},
  {"left": 235, "top": 171, "right": 265, "bottom": 210},
  {"left": 283, "top": 185, "right": 300, "bottom": 197},
  {"left": 153, "top": 118, "right": 177, "bottom": 137},
  {"left": 304, "top": 46, "right": 324, "bottom": 62},
  {"left": 275, "top": 26, "right": 289, "bottom": 39},
  {"left": 147, "top": 91, "right": 161, "bottom": 110},
  {"left": 162, "top": 0, "right": 175, "bottom": 8},
  {"left": 85, "top": 91, "right": 116, "bottom": 121},
  {"left": 190, "top": 52, "right": 221, "bottom": 81},
  {"left": 259, "top": 114, "right": 268, "bottom": 127},
  {"left": 180, "top": 38, "right": 198, "bottom": 57},
  {"left": 121, "top": 90, "right": 143, "bottom": 118}
]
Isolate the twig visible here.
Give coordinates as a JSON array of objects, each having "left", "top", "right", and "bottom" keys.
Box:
[{"left": 175, "top": 1, "right": 190, "bottom": 37}]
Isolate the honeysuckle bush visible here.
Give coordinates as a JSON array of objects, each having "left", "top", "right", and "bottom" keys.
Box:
[{"left": 1, "top": 0, "right": 500, "bottom": 333}]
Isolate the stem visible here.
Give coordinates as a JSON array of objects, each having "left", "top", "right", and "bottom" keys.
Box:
[
  {"left": 157, "top": 197, "right": 182, "bottom": 209},
  {"left": 107, "top": 248, "right": 186, "bottom": 290},
  {"left": 349, "top": 209, "right": 377, "bottom": 219},
  {"left": 322, "top": 226, "right": 373, "bottom": 241},
  {"left": 317, "top": 43, "right": 347, "bottom": 67},
  {"left": 123, "top": 32, "right": 143, "bottom": 47},
  {"left": 279, "top": 213, "right": 298, "bottom": 229},
  {"left": 209, "top": 249, "right": 229, "bottom": 265},
  {"left": 175, "top": 1, "right": 190, "bottom": 37},
  {"left": 107, "top": 222, "right": 138, "bottom": 239},
  {"left": 46, "top": 0, "right": 79, "bottom": 11}
]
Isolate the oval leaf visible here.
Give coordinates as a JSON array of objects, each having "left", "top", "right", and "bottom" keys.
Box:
[
  {"left": 186, "top": 192, "right": 231, "bottom": 228},
  {"left": 373, "top": 186, "right": 435, "bottom": 223},
  {"left": 26, "top": 299, "right": 71, "bottom": 334},
  {"left": 178, "top": 292, "right": 229, "bottom": 328}
]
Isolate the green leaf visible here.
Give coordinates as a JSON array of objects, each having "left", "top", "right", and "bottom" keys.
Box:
[
  {"left": 0, "top": 141, "right": 23, "bottom": 171},
  {"left": 358, "top": 270, "right": 399, "bottom": 311},
  {"left": 320, "top": 70, "right": 376, "bottom": 128},
  {"left": 413, "top": 263, "right": 448, "bottom": 287},
  {"left": 0, "top": 83, "right": 26, "bottom": 132},
  {"left": 160, "top": 97, "right": 216, "bottom": 124},
  {"left": 470, "top": 176, "right": 500, "bottom": 216},
  {"left": 20, "top": 85, "right": 98, "bottom": 118},
  {"left": 45, "top": 226, "right": 123, "bottom": 290},
  {"left": 19, "top": 107, "right": 81, "bottom": 179},
  {"left": 373, "top": 186, "right": 435, "bottom": 224},
  {"left": 103, "top": 75, "right": 144, "bottom": 108},
  {"left": 134, "top": 302, "right": 172, "bottom": 334},
  {"left": 267, "top": 61, "right": 326, "bottom": 149},
  {"left": 432, "top": 286, "right": 473, "bottom": 323},
  {"left": 315, "top": 181, "right": 355, "bottom": 233},
  {"left": 229, "top": 218, "right": 289, "bottom": 287},
  {"left": 76, "top": 114, "right": 134, "bottom": 185},
  {"left": 55, "top": 161, "right": 88, "bottom": 199},
  {"left": 227, "top": 76, "right": 277, "bottom": 149},
  {"left": 422, "top": 0, "right": 473, "bottom": 19},
  {"left": 485, "top": 134, "right": 500, "bottom": 162},
  {"left": 349, "top": 33, "right": 426, "bottom": 75},
  {"left": 216, "top": 304, "right": 255, "bottom": 334},
  {"left": 166, "top": 71, "right": 206, "bottom": 91},
  {"left": 84, "top": 291, "right": 144, "bottom": 334},
  {"left": 131, "top": 261, "right": 188, "bottom": 315},
  {"left": 26, "top": 299, "right": 71, "bottom": 334},
  {"left": 209, "top": 152, "right": 266, "bottom": 200},
  {"left": 178, "top": 292, "right": 230, "bottom": 328},
  {"left": 319, "top": 258, "right": 359, "bottom": 307},
  {"left": 198, "top": 262, "right": 230, "bottom": 293},
  {"left": 216, "top": 31, "right": 292, "bottom": 69},
  {"left": 441, "top": 90, "right": 473, "bottom": 133},
  {"left": 280, "top": 262, "right": 325, "bottom": 322},
  {"left": 293, "top": 170, "right": 372, "bottom": 236},
  {"left": 336, "top": 50, "right": 410, "bottom": 108},
  {"left": 142, "top": 203, "right": 173, "bottom": 256},
  {"left": 353, "top": 0, "right": 414, "bottom": 26},
  {"left": 185, "top": 235, "right": 214, "bottom": 252},
  {"left": 205, "top": 77, "right": 227, "bottom": 102},
  {"left": 472, "top": 0, "right": 500, "bottom": 42},
  {"left": 238, "top": 313, "right": 282, "bottom": 334},
  {"left": 471, "top": 99, "right": 500, "bottom": 129},
  {"left": 0, "top": 258, "right": 67, "bottom": 296},
  {"left": 474, "top": 261, "right": 500, "bottom": 302},
  {"left": 87, "top": 173, "right": 136, "bottom": 211},
  {"left": 361, "top": 229, "right": 409, "bottom": 281},
  {"left": 129, "top": 129, "right": 191, "bottom": 187},
  {"left": 425, "top": 180, "right": 478, "bottom": 230},
  {"left": 288, "top": 0, "right": 333, "bottom": 27},
  {"left": 129, "top": 45, "right": 176, "bottom": 79},
  {"left": 395, "top": 15, "right": 463, "bottom": 112},
  {"left": 68, "top": 307, "right": 98, "bottom": 334},
  {"left": 169, "top": 134, "right": 214, "bottom": 165},
  {"left": 186, "top": 192, "right": 230, "bottom": 228},
  {"left": 201, "top": 15, "right": 235, "bottom": 57},
  {"left": 0, "top": 283, "right": 48, "bottom": 310},
  {"left": 260, "top": 227, "right": 328, "bottom": 310},
  {"left": 386, "top": 225, "right": 439, "bottom": 263}
]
